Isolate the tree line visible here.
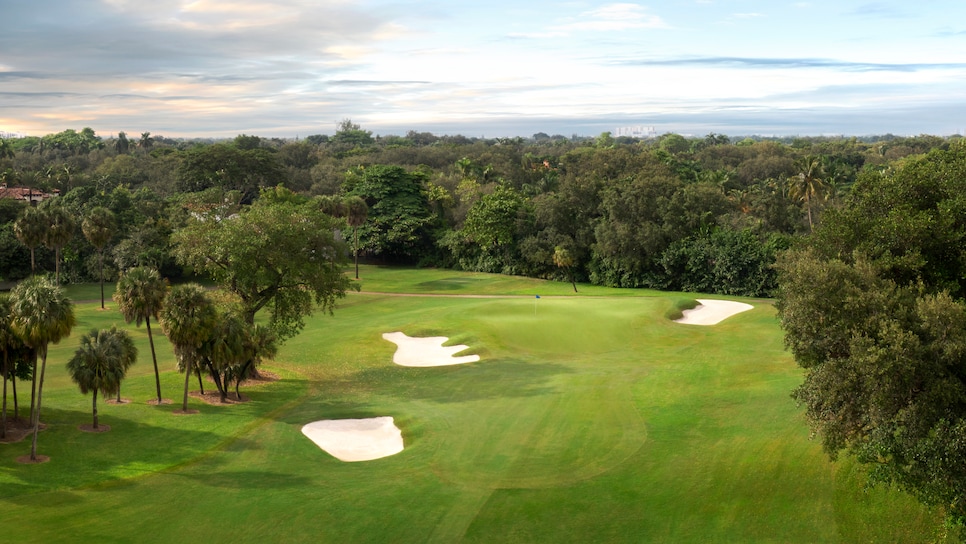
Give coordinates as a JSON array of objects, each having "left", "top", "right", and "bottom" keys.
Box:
[{"left": 2, "top": 122, "right": 958, "bottom": 297}]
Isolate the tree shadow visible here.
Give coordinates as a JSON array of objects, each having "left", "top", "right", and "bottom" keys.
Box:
[
  {"left": 0, "top": 407, "right": 239, "bottom": 501},
  {"left": 176, "top": 468, "right": 313, "bottom": 490},
  {"left": 369, "top": 357, "right": 570, "bottom": 403},
  {"left": 415, "top": 277, "right": 484, "bottom": 291}
]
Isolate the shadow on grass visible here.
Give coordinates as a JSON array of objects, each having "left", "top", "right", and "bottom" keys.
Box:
[
  {"left": 351, "top": 357, "right": 573, "bottom": 404},
  {"left": 415, "top": 277, "right": 484, "bottom": 291},
  {"left": 0, "top": 407, "right": 233, "bottom": 501},
  {"left": 178, "top": 468, "right": 313, "bottom": 490},
  {"left": 272, "top": 358, "right": 573, "bottom": 430}
]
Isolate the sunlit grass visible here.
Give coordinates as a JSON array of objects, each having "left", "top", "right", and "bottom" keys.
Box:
[{"left": 0, "top": 269, "right": 953, "bottom": 543}]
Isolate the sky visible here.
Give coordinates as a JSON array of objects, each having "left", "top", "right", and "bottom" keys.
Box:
[{"left": 2, "top": 0, "right": 966, "bottom": 139}]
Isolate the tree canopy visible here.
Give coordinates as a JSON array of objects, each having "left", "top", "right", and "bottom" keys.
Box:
[
  {"left": 171, "top": 186, "right": 353, "bottom": 340},
  {"left": 342, "top": 165, "right": 437, "bottom": 263},
  {"left": 775, "top": 141, "right": 966, "bottom": 524}
]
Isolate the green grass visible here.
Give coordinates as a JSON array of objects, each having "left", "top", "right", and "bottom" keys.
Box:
[{"left": 0, "top": 267, "right": 953, "bottom": 543}]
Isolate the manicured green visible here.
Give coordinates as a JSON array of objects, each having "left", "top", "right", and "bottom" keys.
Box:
[{"left": 0, "top": 267, "right": 953, "bottom": 542}]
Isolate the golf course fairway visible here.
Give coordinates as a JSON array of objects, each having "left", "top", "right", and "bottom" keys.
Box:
[{"left": 0, "top": 266, "right": 954, "bottom": 543}]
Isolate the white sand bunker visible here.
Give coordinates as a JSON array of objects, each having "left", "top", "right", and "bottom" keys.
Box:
[
  {"left": 301, "top": 417, "right": 404, "bottom": 462},
  {"left": 382, "top": 331, "right": 480, "bottom": 367},
  {"left": 675, "top": 299, "right": 754, "bottom": 326}
]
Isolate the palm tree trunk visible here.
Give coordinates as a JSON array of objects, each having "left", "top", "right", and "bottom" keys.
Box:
[
  {"left": 55, "top": 248, "right": 61, "bottom": 285},
  {"left": 806, "top": 195, "right": 814, "bottom": 232},
  {"left": 12, "top": 371, "right": 18, "bottom": 420},
  {"left": 30, "top": 247, "right": 35, "bottom": 275},
  {"left": 181, "top": 357, "right": 191, "bottom": 412},
  {"left": 146, "top": 318, "right": 162, "bottom": 403},
  {"left": 354, "top": 226, "right": 360, "bottom": 279},
  {"left": 235, "top": 359, "right": 252, "bottom": 400},
  {"left": 210, "top": 367, "right": 227, "bottom": 403},
  {"left": 28, "top": 352, "right": 37, "bottom": 425},
  {"left": 2, "top": 353, "right": 8, "bottom": 439},
  {"left": 30, "top": 348, "right": 48, "bottom": 460},
  {"left": 116, "top": 383, "right": 122, "bottom": 402},
  {"left": 98, "top": 250, "right": 105, "bottom": 309},
  {"left": 92, "top": 389, "right": 98, "bottom": 429},
  {"left": 196, "top": 367, "right": 205, "bottom": 395}
]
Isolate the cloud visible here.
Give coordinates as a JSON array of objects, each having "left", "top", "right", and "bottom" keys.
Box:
[
  {"left": 730, "top": 13, "right": 765, "bottom": 19},
  {"left": 848, "top": 2, "right": 905, "bottom": 18},
  {"left": 613, "top": 56, "right": 966, "bottom": 72},
  {"left": 0, "top": 0, "right": 395, "bottom": 77},
  {"left": 562, "top": 3, "right": 669, "bottom": 31}
]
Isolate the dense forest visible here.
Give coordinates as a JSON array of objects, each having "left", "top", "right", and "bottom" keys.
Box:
[{"left": 0, "top": 122, "right": 960, "bottom": 297}]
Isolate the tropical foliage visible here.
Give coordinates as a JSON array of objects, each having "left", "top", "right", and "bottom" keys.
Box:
[
  {"left": 776, "top": 142, "right": 966, "bottom": 526},
  {"left": 66, "top": 327, "right": 137, "bottom": 429}
]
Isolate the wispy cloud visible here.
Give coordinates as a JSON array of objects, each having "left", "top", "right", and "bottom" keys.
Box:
[
  {"left": 1, "top": 0, "right": 965, "bottom": 137},
  {"left": 848, "top": 2, "right": 905, "bottom": 18},
  {"left": 562, "top": 3, "right": 669, "bottom": 31},
  {"left": 614, "top": 56, "right": 966, "bottom": 72}
]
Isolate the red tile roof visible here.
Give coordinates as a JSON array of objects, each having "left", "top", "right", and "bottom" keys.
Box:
[{"left": 0, "top": 185, "right": 57, "bottom": 202}]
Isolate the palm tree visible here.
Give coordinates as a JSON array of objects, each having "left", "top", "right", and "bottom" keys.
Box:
[
  {"left": 0, "top": 294, "right": 20, "bottom": 439},
  {"left": 0, "top": 138, "right": 14, "bottom": 160},
  {"left": 82, "top": 207, "right": 116, "bottom": 309},
  {"left": 344, "top": 195, "right": 368, "bottom": 279},
  {"left": 13, "top": 206, "right": 47, "bottom": 274},
  {"left": 112, "top": 326, "right": 137, "bottom": 403},
  {"left": 138, "top": 132, "right": 154, "bottom": 150},
  {"left": 233, "top": 323, "right": 277, "bottom": 400},
  {"left": 10, "top": 276, "right": 76, "bottom": 461},
  {"left": 113, "top": 267, "right": 168, "bottom": 404},
  {"left": 789, "top": 155, "right": 829, "bottom": 232},
  {"left": 114, "top": 132, "right": 130, "bottom": 154},
  {"left": 39, "top": 199, "right": 75, "bottom": 284},
  {"left": 159, "top": 284, "right": 217, "bottom": 412},
  {"left": 203, "top": 312, "right": 247, "bottom": 403},
  {"left": 66, "top": 327, "right": 136, "bottom": 430},
  {"left": 553, "top": 245, "right": 578, "bottom": 293}
]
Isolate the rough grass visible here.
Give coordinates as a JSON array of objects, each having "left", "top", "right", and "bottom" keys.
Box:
[{"left": 0, "top": 266, "right": 954, "bottom": 543}]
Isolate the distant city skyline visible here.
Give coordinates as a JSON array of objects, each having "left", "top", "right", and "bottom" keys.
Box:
[{"left": 2, "top": 1, "right": 965, "bottom": 139}]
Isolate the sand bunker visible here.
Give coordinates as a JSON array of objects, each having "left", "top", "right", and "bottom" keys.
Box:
[
  {"left": 675, "top": 299, "right": 754, "bottom": 326},
  {"left": 301, "top": 417, "right": 404, "bottom": 462},
  {"left": 382, "top": 332, "right": 480, "bottom": 367}
]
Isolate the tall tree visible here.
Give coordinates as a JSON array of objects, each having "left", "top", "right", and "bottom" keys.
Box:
[
  {"left": 0, "top": 137, "right": 14, "bottom": 160},
  {"left": 200, "top": 311, "right": 247, "bottom": 403},
  {"left": 233, "top": 323, "right": 276, "bottom": 400},
  {"left": 343, "top": 165, "right": 437, "bottom": 263},
  {"left": 177, "top": 144, "right": 286, "bottom": 203},
  {"left": 138, "top": 132, "right": 154, "bottom": 150},
  {"left": 66, "top": 327, "right": 136, "bottom": 430},
  {"left": 114, "top": 131, "right": 130, "bottom": 154},
  {"left": 775, "top": 142, "right": 966, "bottom": 526},
  {"left": 10, "top": 276, "right": 76, "bottom": 461},
  {"left": 82, "top": 207, "right": 117, "bottom": 309},
  {"left": 0, "top": 294, "right": 19, "bottom": 438},
  {"left": 13, "top": 206, "right": 46, "bottom": 274},
  {"left": 112, "top": 326, "right": 137, "bottom": 403},
  {"left": 171, "top": 187, "right": 353, "bottom": 341},
  {"left": 39, "top": 199, "right": 75, "bottom": 284},
  {"left": 159, "top": 284, "right": 217, "bottom": 412},
  {"left": 788, "top": 155, "right": 829, "bottom": 232},
  {"left": 553, "top": 246, "right": 578, "bottom": 293},
  {"left": 113, "top": 267, "right": 168, "bottom": 404},
  {"left": 344, "top": 195, "right": 368, "bottom": 279}
]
